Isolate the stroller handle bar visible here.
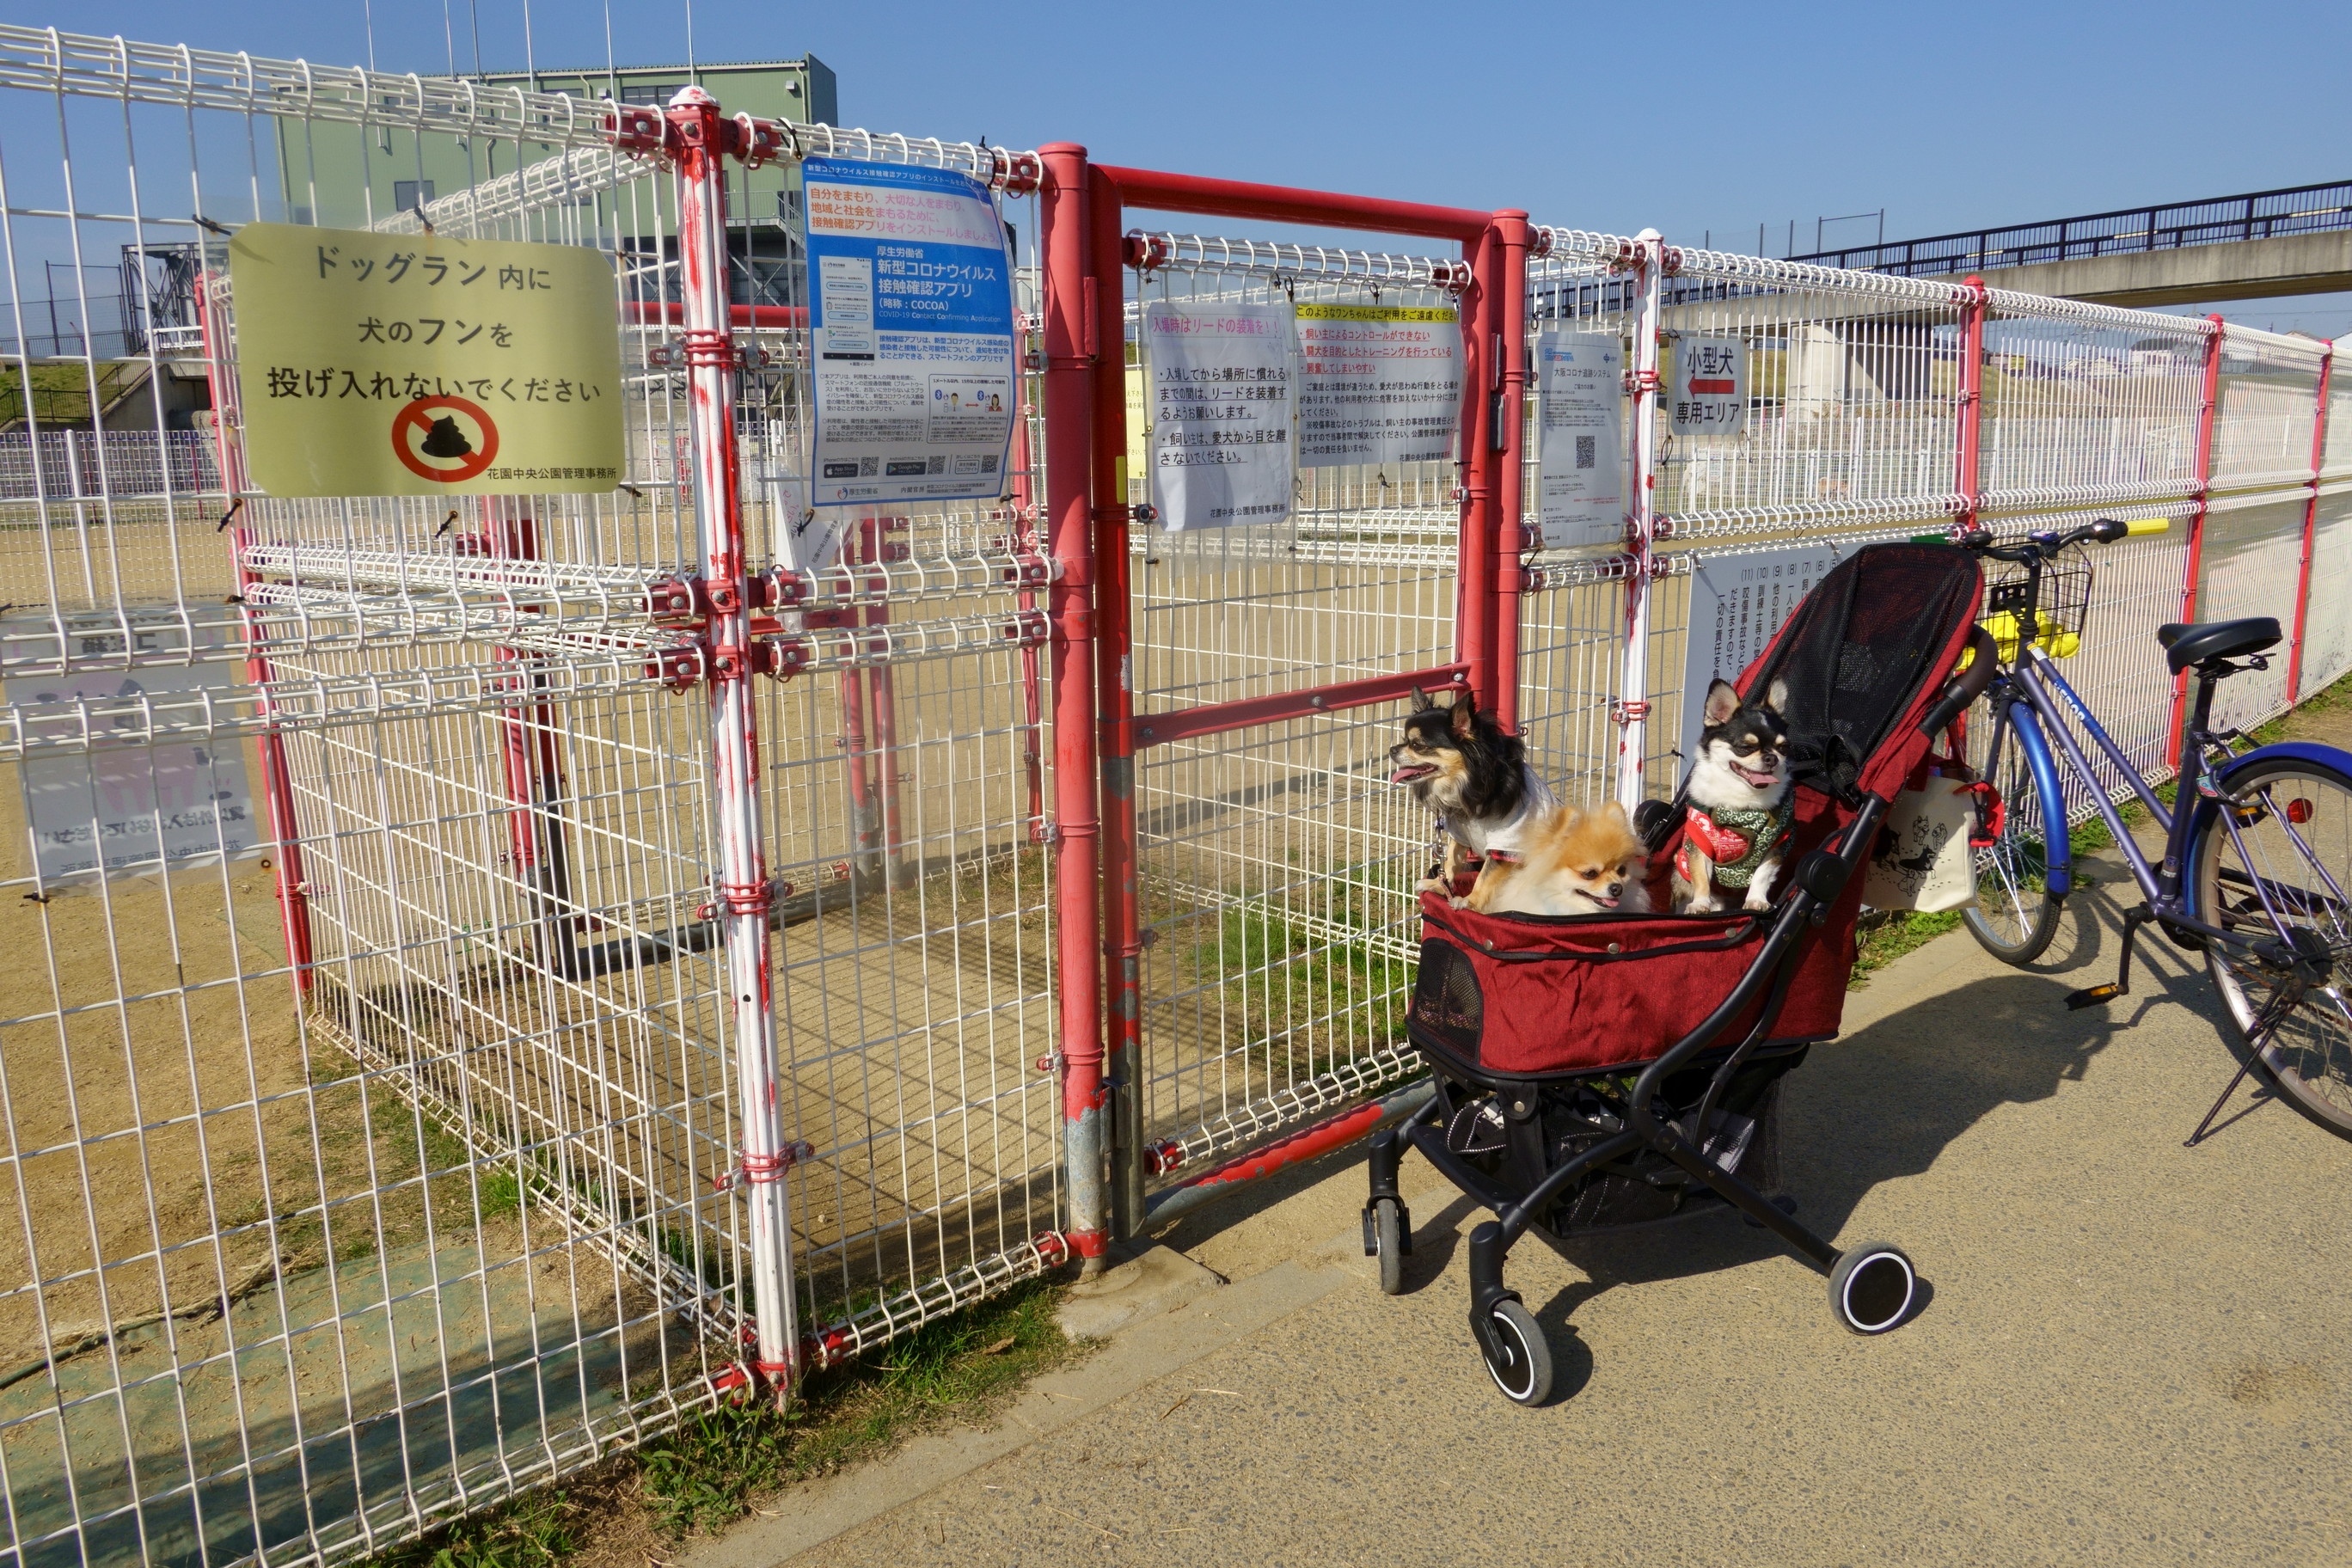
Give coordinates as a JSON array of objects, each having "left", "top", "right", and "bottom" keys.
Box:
[{"left": 1914, "top": 625, "right": 2002, "bottom": 740}]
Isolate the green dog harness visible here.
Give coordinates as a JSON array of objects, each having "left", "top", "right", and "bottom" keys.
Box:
[{"left": 1677, "top": 798, "right": 1794, "bottom": 888}]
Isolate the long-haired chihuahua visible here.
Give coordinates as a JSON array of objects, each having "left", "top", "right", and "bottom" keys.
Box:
[{"left": 1388, "top": 687, "right": 1557, "bottom": 907}]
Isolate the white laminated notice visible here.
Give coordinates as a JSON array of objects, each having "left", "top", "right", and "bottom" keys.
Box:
[
  {"left": 1294, "top": 303, "right": 1461, "bottom": 468},
  {"left": 1145, "top": 301, "right": 1295, "bottom": 532},
  {"left": 6, "top": 620, "right": 259, "bottom": 884},
  {"left": 1677, "top": 542, "right": 1846, "bottom": 769},
  {"left": 1534, "top": 329, "right": 1626, "bottom": 548},
  {"left": 1669, "top": 334, "right": 1749, "bottom": 437}
]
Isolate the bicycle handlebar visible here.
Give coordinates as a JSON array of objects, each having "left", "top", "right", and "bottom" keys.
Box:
[{"left": 1954, "top": 516, "right": 2169, "bottom": 560}]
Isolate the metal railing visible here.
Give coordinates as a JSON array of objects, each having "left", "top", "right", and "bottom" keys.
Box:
[{"left": 1790, "top": 179, "right": 2352, "bottom": 278}]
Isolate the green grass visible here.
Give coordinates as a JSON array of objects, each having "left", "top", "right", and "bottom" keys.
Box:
[
  {"left": 374, "top": 1277, "right": 1083, "bottom": 1568},
  {"left": 383, "top": 1488, "right": 581, "bottom": 1568},
  {"left": 1848, "top": 907, "right": 1966, "bottom": 989}
]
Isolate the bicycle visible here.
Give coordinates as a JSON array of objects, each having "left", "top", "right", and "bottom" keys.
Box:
[{"left": 1951, "top": 516, "right": 2352, "bottom": 1146}]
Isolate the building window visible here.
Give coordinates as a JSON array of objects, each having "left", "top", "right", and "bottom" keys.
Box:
[{"left": 394, "top": 180, "right": 437, "bottom": 212}]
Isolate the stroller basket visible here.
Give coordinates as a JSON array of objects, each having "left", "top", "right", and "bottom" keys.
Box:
[{"left": 1367, "top": 542, "right": 1990, "bottom": 1406}]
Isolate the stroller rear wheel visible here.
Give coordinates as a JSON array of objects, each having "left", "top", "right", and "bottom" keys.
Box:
[
  {"left": 1828, "top": 1242, "right": 1916, "bottom": 1333},
  {"left": 1477, "top": 1297, "right": 1553, "bottom": 1406}
]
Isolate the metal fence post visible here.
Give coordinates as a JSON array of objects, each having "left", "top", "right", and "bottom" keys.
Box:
[
  {"left": 198, "top": 267, "right": 314, "bottom": 1001},
  {"left": 1955, "top": 275, "right": 1988, "bottom": 531},
  {"left": 1088, "top": 171, "right": 1147, "bottom": 1242},
  {"left": 2289, "top": 341, "right": 2336, "bottom": 701},
  {"left": 669, "top": 85, "right": 800, "bottom": 1392},
  {"left": 1490, "top": 211, "right": 1531, "bottom": 735},
  {"left": 2168, "top": 315, "right": 2227, "bottom": 762},
  {"left": 1614, "top": 230, "right": 1666, "bottom": 812},
  {"left": 1038, "top": 142, "right": 1109, "bottom": 1271}
]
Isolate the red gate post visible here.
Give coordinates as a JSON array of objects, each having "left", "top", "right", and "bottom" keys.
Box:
[
  {"left": 1038, "top": 143, "right": 1110, "bottom": 1271},
  {"left": 1614, "top": 231, "right": 1667, "bottom": 811},
  {"left": 1088, "top": 172, "right": 1148, "bottom": 1241},
  {"left": 198, "top": 266, "right": 313, "bottom": 1001},
  {"left": 488, "top": 504, "right": 577, "bottom": 971},
  {"left": 1955, "top": 276, "right": 1988, "bottom": 532},
  {"left": 669, "top": 86, "right": 801, "bottom": 1390},
  {"left": 1488, "top": 212, "right": 1533, "bottom": 735},
  {"left": 1456, "top": 224, "right": 1498, "bottom": 712},
  {"left": 2288, "top": 341, "right": 2336, "bottom": 702},
  {"left": 1009, "top": 353, "right": 1048, "bottom": 837},
  {"left": 2167, "top": 315, "right": 2228, "bottom": 763}
]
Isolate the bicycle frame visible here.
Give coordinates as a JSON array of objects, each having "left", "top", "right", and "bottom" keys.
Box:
[{"left": 1994, "top": 644, "right": 2330, "bottom": 959}]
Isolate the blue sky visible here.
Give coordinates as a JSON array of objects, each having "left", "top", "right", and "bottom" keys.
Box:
[{"left": 9, "top": 0, "right": 2350, "bottom": 330}]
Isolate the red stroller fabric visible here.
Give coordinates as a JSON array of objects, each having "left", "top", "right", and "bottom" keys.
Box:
[{"left": 1410, "top": 542, "right": 1983, "bottom": 1079}]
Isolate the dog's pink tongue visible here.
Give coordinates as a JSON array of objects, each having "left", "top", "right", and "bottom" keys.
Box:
[{"left": 1391, "top": 765, "right": 1430, "bottom": 782}]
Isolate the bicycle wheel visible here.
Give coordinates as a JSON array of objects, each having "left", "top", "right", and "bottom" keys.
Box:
[
  {"left": 1963, "top": 702, "right": 2063, "bottom": 964},
  {"left": 2190, "top": 753, "right": 2352, "bottom": 1141}
]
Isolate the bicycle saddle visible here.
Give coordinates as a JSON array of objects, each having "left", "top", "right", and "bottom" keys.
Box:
[{"left": 2156, "top": 616, "right": 2280, "bottom": 675}]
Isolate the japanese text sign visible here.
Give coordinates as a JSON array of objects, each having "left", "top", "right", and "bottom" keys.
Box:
[
  {"left": 1670, "top": 334, "right": 1749, "bottom": 438},
  {"left": 1144, "top": 302, "right": 1295, "bottom": 533},
  {"left": 1294, "top": 303, "right": 1461, "bottom": 468},
  {"left": 803, "top": 156, "right": 1015, "bottom": 508},
  {"left": 1534, "top": 330, "right": 1625, "bottom": 548},
  {"left": 228, "top": 224, "right": 622, "bottom": 496},
  {"left": 1678, "top": 542, "right": 1845, "bottom": 770}
]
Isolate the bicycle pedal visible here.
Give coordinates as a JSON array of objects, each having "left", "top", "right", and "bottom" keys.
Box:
[{"left": 2066, "top": 982, "right": 2125, "bottom": 1011}]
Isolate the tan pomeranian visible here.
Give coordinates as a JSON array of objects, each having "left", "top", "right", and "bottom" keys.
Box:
[{"left": 1463, "top": 800, "right": 1653, "bottom": 918}]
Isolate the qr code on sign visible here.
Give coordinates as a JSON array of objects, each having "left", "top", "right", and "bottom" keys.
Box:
[{"left": 1576, "top": 436, "right": 1596, "bottom": 470}]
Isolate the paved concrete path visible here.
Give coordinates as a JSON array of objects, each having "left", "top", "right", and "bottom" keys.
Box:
[{"left": 690, "top": 836, "right": 2352, "bottom": 1567}]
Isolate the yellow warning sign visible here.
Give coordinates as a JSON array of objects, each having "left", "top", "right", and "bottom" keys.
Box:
[{"left": 227, "top": 223, "right": 623, "bottom": 497}]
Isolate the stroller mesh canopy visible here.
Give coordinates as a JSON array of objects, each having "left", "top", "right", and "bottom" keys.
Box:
[{"left": 1745, "top": 543, "right": 1983, "bottom": 797}]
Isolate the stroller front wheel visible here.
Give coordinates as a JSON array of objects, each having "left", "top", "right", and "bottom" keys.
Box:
[
  {"left": 1477, "top": 1297, "right": 1553, "bottom": 1406},
  {"left": 1828, "top": 1242, "right": 1917, "bottom": 1334},
  {"left": 1369, "top": 1197, "right": 1410, "bottom": 1295}
]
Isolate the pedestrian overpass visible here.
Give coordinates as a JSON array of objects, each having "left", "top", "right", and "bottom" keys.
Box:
[{"left": 1791, "top": 180, "right": 2352, "bottom": 307}]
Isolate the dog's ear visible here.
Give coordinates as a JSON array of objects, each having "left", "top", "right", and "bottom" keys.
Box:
[
  {"left": 1702, "top": 678, "right": 1740, "bottom": 726},
  {"left": 1410, "top": 685, "right": 1432, "bottom": 713},
  {"left": 1600, "top": 799, "right": 1632, "bottom": 829},
  {"left": 1449, "top": 689, "right": 1479, "bottom": 738},
  {"left": 1765, "top": 676, "right": 1790, "bottom": 714}
]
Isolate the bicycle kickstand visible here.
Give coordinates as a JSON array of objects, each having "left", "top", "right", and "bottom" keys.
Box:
[
  {"left": 2184, "top": 991, "right": 2292, "bottom": 1148},
  {"left": 2067, "top": 904, "right": 2154, "bottom": 1011}
]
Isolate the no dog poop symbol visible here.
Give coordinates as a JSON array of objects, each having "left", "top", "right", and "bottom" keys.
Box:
[{"left": 392, "top": 395, "right": 499, "bottom": 483}]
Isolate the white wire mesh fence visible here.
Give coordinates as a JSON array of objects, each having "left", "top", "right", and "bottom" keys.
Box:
[
  {"left": 1112, "top": 239, "right": 1465, "bottom": 1187},
  {"left": 1518, "top": 236, "right": 2334, "bottom": 836},
  {"left": 0, "top": 25, "right": 1061, "bottom": 1568},
  {"left": 0, "top": 19, "right": 2348, "bottom": 1568}
]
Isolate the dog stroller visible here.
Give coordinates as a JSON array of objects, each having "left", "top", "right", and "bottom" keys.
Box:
[{"left": 1366, "top": 542, "right": 1993, "bottom": 1404}]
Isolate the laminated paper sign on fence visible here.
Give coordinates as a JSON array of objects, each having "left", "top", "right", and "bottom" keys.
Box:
[
  {"left": 1535, "top": 329, "right": 1626, "bottom": 548},
  {"left": 1670, "top": 333, "right": 1749, "bottom": 438},
  {"left": 1146, "top": 301, "right": 1295, "bottom": 532},
  {"left": 1679, "top": 542, "right": 1847, "bottom": 769},
  {"left": 3, "top": 619, "right": 256, "bottom": 883},
  {"left": 228, "top": 224, "right": 622, "bottom": 496},
  {"left": 1294, "top": 303, "right": 1461, "bottom": 467},
  {"left": 804, "top": 156, "right": 1016, "bottom": 508}
]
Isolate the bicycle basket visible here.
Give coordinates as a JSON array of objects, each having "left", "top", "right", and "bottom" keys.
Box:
[{"left": 1982, "top": 547, "right": 2092, "bottom": 660}]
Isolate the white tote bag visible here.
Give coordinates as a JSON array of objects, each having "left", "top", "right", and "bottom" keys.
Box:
[{"left": 1862, "top": 775, "right": 1979, "bottom": 913}]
